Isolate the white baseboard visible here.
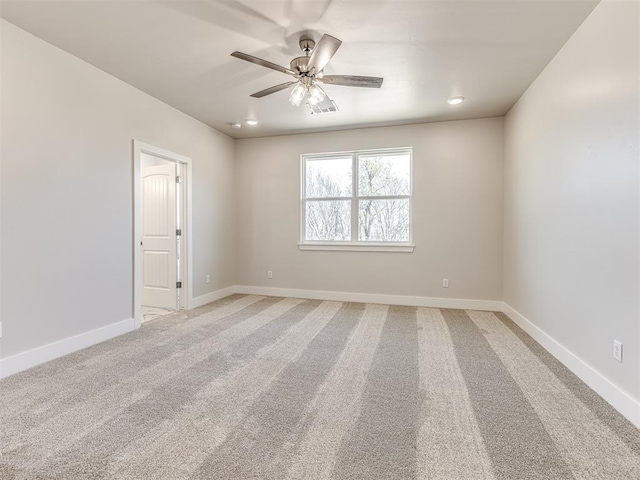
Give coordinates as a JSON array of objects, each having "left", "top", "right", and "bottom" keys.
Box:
[
  {"left": 190, "top": 286, "right": 237, "bottom": 309},
  {"left": 235, "top": 285, "right": 503, "bottom": 311},
  {"left": 0, "top": 317, "right": 135, "bottom": 379},
  {"left": 501, "top": 303, "right": 640, "bottom": 428}
]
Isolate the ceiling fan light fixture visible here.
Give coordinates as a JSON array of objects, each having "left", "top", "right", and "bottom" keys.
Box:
[
  {"left": 447, "top": 96, "right": 465, "bottom": 105},
  {"left": 231, "top": 33, "right": 383, "bottom": 110},
  {"left": 289, "top": 82, "right": 308, "bottom": 107},
  {"left": 245, "top": 119, "right": 259, "bottom": 126},
  {"left": 307, "top": 83, "right": 326, "bottom": 106}
]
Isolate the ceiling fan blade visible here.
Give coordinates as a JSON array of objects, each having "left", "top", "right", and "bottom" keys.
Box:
[
  {"left": 231, "top": 51, "right": 297, "bottom": 76},
  {"left": 307, "top": 34, "right": 342, "bottom": 73},
  {"left": 250, "top": 81, "right": 298, "bottom": 98},
  {"left": 320, "top": 75, "right": 384, "bottom": 88}
]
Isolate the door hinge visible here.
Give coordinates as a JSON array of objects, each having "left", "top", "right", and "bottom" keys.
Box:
[
  {"left": 176, "top": 281, "right": 182, "bottom": 289},
  {"left": 176, "top": 176, "right": 182, "bottom": 184},
  {"left": 176, "top": 229, "right": 182, "bottom": 236}
]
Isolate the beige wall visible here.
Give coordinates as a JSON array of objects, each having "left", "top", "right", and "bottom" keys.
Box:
[
  {"left": 1, "top": 20, "right": 236, "bottom": 358},
  {"left": 503, "top": 0, "right": 639, "bottom": 400},
  {"left": 236, "top": 118, "right": 504, "bottom": 301}
]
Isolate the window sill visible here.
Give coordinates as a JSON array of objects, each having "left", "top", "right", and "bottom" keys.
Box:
[{"left": 298, "top": 243, "right": 415, "bottom": 253}]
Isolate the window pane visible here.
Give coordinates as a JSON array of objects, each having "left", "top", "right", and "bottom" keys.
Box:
[
  {"left": 305, "top": 200, "right": 351, "bottom": 241},
  {"left": 305, "top": 157, "right": 352, "bottom": 198},
  {"left": 358, "top": 154, "right": 410, "bottom": 197},
  {"left": 358, "top": 199, "right": 410, "bottom": 242}
]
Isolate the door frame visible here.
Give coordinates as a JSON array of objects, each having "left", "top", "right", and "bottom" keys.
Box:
[{"left": 133, "top": 140, "right": 193, "bottom": 329}]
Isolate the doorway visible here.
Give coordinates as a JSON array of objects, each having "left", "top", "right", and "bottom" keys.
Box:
[{"left": 133, "top": 141, "right": 193, "bottom": 329}]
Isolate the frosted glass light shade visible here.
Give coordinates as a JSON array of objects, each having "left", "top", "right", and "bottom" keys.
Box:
[
  {"left": 307, "top": 84, "right": 326, "bottom": 106},
  {"left": 289, "top": 82, "right": 308, "bottom": 107}
]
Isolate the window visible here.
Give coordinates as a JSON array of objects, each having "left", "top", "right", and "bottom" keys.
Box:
[{"left": 300, "top": 148, "right": 413, "bottom": 252}]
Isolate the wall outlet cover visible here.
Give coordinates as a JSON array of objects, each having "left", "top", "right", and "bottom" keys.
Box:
[{"left": 613, "top": 340, "right": 623, "bottom": 362}]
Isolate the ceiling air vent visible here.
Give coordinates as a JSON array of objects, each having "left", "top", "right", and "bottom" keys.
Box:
[{"left": 309, "top": 97, "right": 339, "bottom": 115}]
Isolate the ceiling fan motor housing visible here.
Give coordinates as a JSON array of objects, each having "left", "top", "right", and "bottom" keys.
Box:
[
  {"left": 290, "top": 56, "right": 311, "bottom": 74},
  {"left": 291, "top": 37, "right": 316, "bottom": 75}
]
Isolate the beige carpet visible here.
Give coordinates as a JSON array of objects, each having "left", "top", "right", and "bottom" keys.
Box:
[{"left": 1, "top": 294, "right": 639, "bottom": 479}]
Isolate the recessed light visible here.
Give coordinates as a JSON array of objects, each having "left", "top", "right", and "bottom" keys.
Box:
[
  {"left": 231, "top": 123, "right": 242, "bottom": 129},
  {"left": 245, "top": 119, "right": 259, "bottom": 126},
  {"left": 447, "top": 96, "right": 465, "bottom": 105}
]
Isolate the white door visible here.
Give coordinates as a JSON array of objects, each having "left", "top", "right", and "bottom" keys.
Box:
[{"left": 141, "top": 162, "right": 177, "bottom": 309}]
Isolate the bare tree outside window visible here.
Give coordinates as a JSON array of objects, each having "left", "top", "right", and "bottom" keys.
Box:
[
  {"left": 305, "top": 200, "right": 351, "bottom": 241},
  {"left": 302, "top": 149, "right": 412, "bottom": 244},
  {"left": 358, "top": 155, "right": 410, "bottom": 242},
  {"left": 304, "top": 157, "right": 352, "bottom": 241}
]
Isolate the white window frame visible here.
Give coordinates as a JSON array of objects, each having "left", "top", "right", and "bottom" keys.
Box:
[{"left": 299, "top": 147, "right": 414, "bottom": 252}]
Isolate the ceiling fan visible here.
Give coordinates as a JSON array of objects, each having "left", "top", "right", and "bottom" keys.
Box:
[{"left": 231, "top": 34, "right": 383, "bottom": 109}]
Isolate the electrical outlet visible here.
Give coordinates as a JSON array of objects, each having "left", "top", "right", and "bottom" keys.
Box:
[
  {"left": 613, "top": 340, "right": 623, "bottom": 362},
  {"left": 267, "top": 270, "right": 273, "bottom": 279},
  {"left": 205, "top": 274, "right": 211, "bottom": 284},
  {"left": 442, "top": 278, "right": 449, "bottom": 288}
]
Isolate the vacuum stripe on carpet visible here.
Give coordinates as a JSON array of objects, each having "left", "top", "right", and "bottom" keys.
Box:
[
  {"left": 6, "top": 296, "right": 302, "bottom": 470},
  {"left": 285, "top": 303, "right": 389, "bottom": 480},
  {"left": 0, "top": 294, "right": 263, "bottom": 414},
  {"left": 441, "top": 308, "right": 574, "bottom": 480},
  {"left": 467, "top": 310, "right": 640, "bottom": 479},
  {"left": 494, "top": 311, "right": 640, "bottom": 456},
  {"left": 332, "top": 305, "right": 421, "bottom": 479},
  {"left": 109, "top": 301, "right": 344, "bottom": 479},
  {"left": 417, "top": 307, "right": 495, "bottom": 479},
  {"left": 36, "top": 300, "right": 324, "bottom": 478},
  {"left": 192, "top": 302, "right": 364, "bottom": 479},
  {"left": 6, "top": 296, "right": 280, "bottom": 432}
]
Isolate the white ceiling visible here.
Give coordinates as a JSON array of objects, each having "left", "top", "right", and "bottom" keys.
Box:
[{"left": 1, "top": 0, "right": 599, "bottom": 139}]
